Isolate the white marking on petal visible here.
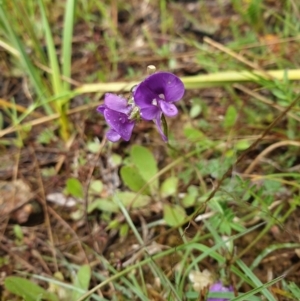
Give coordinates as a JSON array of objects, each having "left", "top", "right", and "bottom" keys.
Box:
[{"left": 152, "top": 99, "right": 158, "bottom": 106}]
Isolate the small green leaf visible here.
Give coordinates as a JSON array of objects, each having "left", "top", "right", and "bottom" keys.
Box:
[
  {"left": 130, "top": 145, "right": 158, "bottom": 191},
  {"left": 223, "top": 105, "right": 237, "bottom": 128},
  {"left": 272, "top": 89, "right": 287, "bottom": 101},
  {"left": 110, "top": 153, "right": 122, "bottom": 166},
  {"left": 108, "top": 219, "right": 120, "bottom": 229},
  {"left": 190, "top": 104, "right": 202, "bottom": 118},
  {"left": 262, "top": 179, "right": 282, "bottom": 194},
  {"left": 231, "top": 221, "right": 246, "bottom": 233},
  {"left": 182, "top": 194, "right": 196, "bottom": 207},
  {"left": 89, "top": 180, "right": 103, "bottom": 194},
  {"left": 236, "top": 139, "right": 250, "bottom": 150},
  {"left": 208, "top": 197, "right": 224, "bottom": 213},
  {"left": 71, "top": 265, "right": 91, "bottom": 300},
  {"left": 163, "top": 204, "right": 186, "bottom": 227},
  {"left": 66, "top": 178, "right": 84, "bottom": 198},
  {"left": 87, "top": 198, "right": 119, "bottom": 213},
  {"left": 120, "top": 166, "right": 149, "bottom": 193},
  {"left": 70, "top": 209, "right": 84, "bottom": 221},
  {"left": 182, "top": 185, "right": 198, "bottom": 207},
  {"left": 21, "top": 123, "right": 32, "bottom": 133},
  {"left": 37, "top": 128, "right": 55, "bottom": 145},
  {"left": 119, "top": 223, "right": 129, "bottom": 238},
  {"left": 5, "top": 276, "right": 58, "bottom": 301},
  {"left": 160, "top": 177, "right": 178, "bottom": 197},
  {"left": 116, "top": 191, "right": 151, "bottom": 208},
  {"left": 13, "top": 225, "right": 23, "bottom": 241},
  {"left": 87, "top": 141, "right": 101, "bottom": 153},
  {"left": 183, "top": 127, "right": 203, "bottom": 140}
]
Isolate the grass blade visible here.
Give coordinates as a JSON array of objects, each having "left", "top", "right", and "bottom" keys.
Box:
[
  {"left": 235, "top": 258, "right": 277, "bottom": 301},
  {"left": 75, "top": 69, "right": 300, "bottom": 94},
  {"left": 62, "top": 0, "right": 76, "bottom": 91},
  {"left": 0, "top": 2, "right": 52, "bottom": 114},
  {"left": 37, "top": 0, "right": 63, "bottom": 97}
]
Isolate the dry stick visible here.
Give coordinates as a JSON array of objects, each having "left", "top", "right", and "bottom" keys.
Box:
[
  {"left": 0, "top": 101, "right": 101, "bottom": 138},
  {"left": 30, "top": 145, "right": 58, "bottom": 272},
  {"left": 22, "top": 78, "right": 35, "bottom": 104},
  {"left": 244, "top": 140, "right": 300, "bottom": 174},
  {"left": 0, "top": 98, "right": 44, "bottom": 118},
  {"left": 33, "top": 59, "right": 82, "bottom": 87},
  {"left": 31, "top": 249, "right": 52, "bottom": 275},
  {"left": 0, "top": 241, "right": 36, "bottom": 272},
  {"left": 84, "top": 137, "right": 107, "bottom": 254},
  {"left": 234, "top": 84, "right": 300, "bottom": 122},
  {"left": 13, "top": 148, "right": 21, "bottom": 181},
  {"left": 47, "top": 206, "right": 89, "bottom": 265},
  {"left": 203, "top": 37, "right": 273, "bottom": 80},
  {"left": 238, "top": 35, "right": 300, "bottom": 50},
  {"left": 290, "top": 0, "right": 300, "bottom": 20},
  {"left": 54, "top": 132, "right": 77, "bottom": 174}
]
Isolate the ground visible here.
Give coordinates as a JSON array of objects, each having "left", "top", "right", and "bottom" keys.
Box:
[{"left": 1, "top": 0, "right": 300, "bottom": 300}]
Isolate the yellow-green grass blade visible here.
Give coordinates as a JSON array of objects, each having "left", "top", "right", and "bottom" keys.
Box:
[
  {"left": 37, "top": 0, "right": 63, "bottom": 98},
  {"left": 75, "top": 69, "right": 300, "bottom": 94}
]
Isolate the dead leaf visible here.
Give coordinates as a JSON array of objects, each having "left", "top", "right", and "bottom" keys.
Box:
[{"left": 0, "top": 180, "right": 34, "bottom": 224}]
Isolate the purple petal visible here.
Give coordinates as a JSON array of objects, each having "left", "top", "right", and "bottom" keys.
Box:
[
  {"left": 162, "top": 73, "right": 185, "bottom": 103},
  {"left": 140, "top": 106, "right": 160, "bottom": 120},
  {"left": 207, "top": 282, "right": 233, "bottom": 301},
  {"left": 117, "top": 121, "right": 135, "bottom": 141},
  {"left": 135, "top": 72, "right": 184, "bottom": 104},
  {"left": 104, "top": 93, "right": 132, "bottom": 114},
  {"left": 104, "top": 109, "right": 135, "bottom": 141},
  {"left": 159, "top": 100, "right": 178, "bottom": 117},
  {"left": 134, "top": 83, "right": 158, "bottom": 108},
  {"left": 154, "top": 113, "right": 168, "bottom": 142},
  {"left": 106, "top": 129, "right": 121, "bottom": 142},
  {"left": 97, "top": 105, "right": 105, "bottom": 114}
]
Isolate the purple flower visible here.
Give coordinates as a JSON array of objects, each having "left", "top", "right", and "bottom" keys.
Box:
[
  {"left": 133, "top": 72, "right": 184, "bottom": 141},
  {"left": 207, "top": 282, "right": 233, "bottom": 301},
  {"left": 97, "top": 93, "right": 135, "bottom": 142}
]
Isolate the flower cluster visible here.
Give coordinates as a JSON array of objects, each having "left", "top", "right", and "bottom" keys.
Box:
[{"left": 97, "top": 72, "right": 185, "bottom": 142}]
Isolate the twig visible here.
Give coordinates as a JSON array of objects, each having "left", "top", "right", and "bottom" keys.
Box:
[
  {"left": 0, "top": 98, "right": 43, "bottom": 118},
  {"left": 234, "top": 84, "right": 300, "bottom": 122},
  {"left": 30, "top": 145, "right": 58, "bottom": 272},
  {"left": 244, "top": 140, "right": 300, "bottom": 174},
  {"left": 84, "top": 137, "right": 107, "bottom": 253},
  {"left": 47, "top": 206, "right": 89, "bottom": 264},
  {"left": 0, "top": 101, "right": 101, "bottom": 138},
  {"left": 203, "top": 36, "right": 273, "bottom": 80},
  {"left": 0, "top": 238, "right": 36, "bottom": 271},
  {"left": 54, "top": 132, "right": 77, "bottom": 174}
]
